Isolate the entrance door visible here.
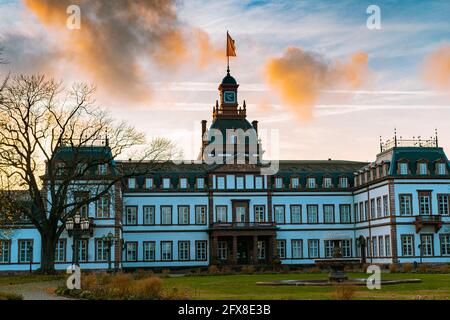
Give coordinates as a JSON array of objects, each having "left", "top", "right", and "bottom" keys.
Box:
[{"left": 237, "top": 238, "right": 249, "bottom": 264}]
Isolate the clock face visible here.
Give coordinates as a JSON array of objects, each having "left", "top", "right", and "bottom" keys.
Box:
[{"left": 224, "top": 91, "right": 236, "bottom": 103}]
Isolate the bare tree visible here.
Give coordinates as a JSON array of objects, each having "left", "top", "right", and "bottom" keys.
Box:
[{"left": 0, "top": 75, "right": 176, "bottom": 272}]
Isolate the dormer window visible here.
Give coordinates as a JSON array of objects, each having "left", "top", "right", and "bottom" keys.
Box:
[
  {"left": 162, "top": 178, "right": 171, "bottom": 189},
  {"left": 399, "top": 162, "right": 408, "bottom": 175},
  {"left": 128, "top": 178, "right": 136, "bottom": 189},
  {"left": 418, "top": 162, "right": 428, "bottom": 175},
  {"left": 340, "top": 177, "right": 348, "bottom": 188},
  {"left": 275, "top": 177, "right": 283, "bottom": 189},
  {"left": 145, "top": 177, "right": 153, "bottom": 189},
  {"left": 323, "top": 177, "right": 332, "bottom": 188},
  {"left": 307, "top": 177, "right": 316, "bottom": 189},
  {"left": 437, "top": 163, "right": 446, "bottom": 175},
  {"left": 98, "top": 164, "right": 107, "bottom": 175},
  {"left": 291, "top": 177, "right": 300, "bottom": 189},
  {"left": 196, "top": 177, "right": 205, "bottom": 189},
  {"left": 179, "top": 178, "right": 188, "bottom": 189}
]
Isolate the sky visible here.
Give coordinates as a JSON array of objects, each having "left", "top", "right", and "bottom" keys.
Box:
[{"left": 0, "top": 0, "right": 449, "bottom": 161}]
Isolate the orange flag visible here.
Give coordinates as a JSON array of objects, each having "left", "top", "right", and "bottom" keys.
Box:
[{"left": 226, "top": 31, "right": 236, "bottom": 57}]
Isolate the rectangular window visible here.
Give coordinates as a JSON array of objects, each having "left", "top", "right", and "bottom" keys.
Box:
[
  {"left": 323, "top": 205, "right": 334, "bottom": 223},
  {"left": 162, "top": 178, "right": 171, "bottom": 189},
  {"left": 399, "top": 194, "right": 412, "bottom": 215},
  {"left": 323, "top": 177, "right": 332, "bottom": 188},
  {"left": 216, "top": 206, "right": 227, "bottom": 223},
  {"left": 308, "top": 239, "right": 319, "bottom": 258},
  {"left": 179, "top": 178, "right": 188, "bottom": 189},
  {"left": 75, "top": 195, "right": 89, "bottom": 218},
  {"left": 236, "top": 176, "right": 244, "bottom": 189},
  {"left": 196, "top": 177, "right": 205, "bottom": 189},
  {"left": 340, "top": 177, "right": 348, "bottom": 188},
  {"left": 370, "top": 199, "right": 376, "bottom": 220},
  {"left": 128, "top": 178, "right": 136, "bottom": 189},
  {"left": 161, "top": 206, "right": 172, "bottom": 225},
  {"left": 307, "top": 177, "right": 316, "bottom": 189},
  {"left": 401, "top": 235, "right": 414, "bottom": 256},
  {"left": 437, "top": 163, "right": 446, "bottom": 175},
  {"left": 126, "top": 242, "right": 137, "bottom": 262},
  {"left": 372, "top": 236, "right": 377, "bottom": 257},
  {"left": 218, "top": 241, "right": 228, "bottom": 260},
  {"left": 419, "top": 163, "right": 428, "bottom": 175},
  {"left": 195, "top": 206, "right": 207, "bottom": 225},
  {"left": 324, "top": 240, "right": 334, "bottom": 258},
  {"left": 78, "top": 239, "right": 88, "bottom": 262},
  {"left": 145, "top": 177, "right": 153, "bottom": 189},
  {"left": 178, "top": 206, "right": 189, "bottom": 225},
  {"left": 255, "top": 176, "right": 263, "bottom": 189},
  {"left": 340, "top": 205, "right": 351, "bottom": 223},
  {"left": 378, "top": 236, "right": 384, "bottom": 257},
  {"left": 420, "top": 234, "right": 433, "bottom": 256},
  {"left": 254, "top": 205, "right": 265, "bottom": 223},
  {"left": 354, "top": 204, "right": 359, "bottom": 222},
  {"left": 161, "top": 242, "right": 172, "bottom": 261},
  {"left": 257, "top": 241, "right": 265, "bottom": 259},
  {"left": 342, "top": 240, "right": 351, "bottom": 257},
  {"left": 54, "top": 239, "right": 66, "bottom": 262},
  {"left": 178, "top": 241, "right": 190, "bottom": 261},
  {"left": 383, "top": 195, "right": 389, "bottom": 217},
  {"left": 96, "top": 239, "right": 109, "bottom": 261},
  {"left": 0, "top": 240, "right": 10, "bottom": 263},
  {"left": 217, "top": 176, "right": 225, "bottom": 190},
  {"left": 441, "top": 235, "right": 450, "bottom": 256},
  {"left": 274, "top": 205, "right": 285, "bottom": 224},
  {"left": 399, "top": 162, "right": 408, "bottom": 175},
  {"left": 291, "top": 177, "right": 299, "bottom": 189},
  {"left": 125, "top": 206, "right": 137, "bottom": 225},
  {"left": 143, "top": 241, "right": 155, "bottom": 261},
  {"left": 96, "top": 195, "right": 110, "bottom": 218},
  {"left": 385, "top": 235, "right": 391, "bottom": 256},
  {"left": 143, "top": 206, "right": 155, "bottom": 225},
  {"left": 196, "top": 241, "right": 207, "bottom": 261},
  {"left": 290, "top": 205, "right": 301, "bottom": 224},
  {"left": 364, "top": 201, "right": 369, "bottom": 220},
  {"left": 276, "top": 240, "right": 286, "bottom": 259},
  {"left": 275, "top": 177, "right": 283, "bottom": 189},
  {"left": 98, "top": 164, "right": 107, "bottom": 175},
  {"left": 419, "top": 192, "right": 431, "bottom": 215},
  {"left": 291, "top": 240, "right": 303, "bottom": 259},
  {"left": 307, "top": 205, "right": 318, "bottom": 223},
  {"left": 438, "top": 194, "right": 449, "bottom": 215},
  {"left": 376, "top": 197, "right": 382, "bottom": 218},
  {"left": 359, "top": 202, "right": 364, "bottom": 221}
]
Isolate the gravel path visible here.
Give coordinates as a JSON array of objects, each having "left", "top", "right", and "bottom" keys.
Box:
[{"left": 0, "top": 280, "right": 74, "bottom": 300}]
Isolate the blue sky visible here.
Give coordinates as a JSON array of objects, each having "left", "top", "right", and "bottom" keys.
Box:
[{"left": 0, "top": 0, "right": 449, "bottom": 160}]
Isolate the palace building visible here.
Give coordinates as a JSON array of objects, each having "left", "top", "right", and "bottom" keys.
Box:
[{"left": 1, "top": 70, "right": 450, "bottom": 271}]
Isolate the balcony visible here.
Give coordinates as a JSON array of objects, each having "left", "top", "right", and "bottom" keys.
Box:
[
  {"left": 414, "top": 215, "right": 442, "bottom": 232},
  {"left": 210, "top": 222, "right": 277, "bottom": 231}
]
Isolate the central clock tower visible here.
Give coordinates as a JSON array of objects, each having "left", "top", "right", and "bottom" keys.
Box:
[{"left": 214, "top": 69, "right": 244, "bottom": 120}]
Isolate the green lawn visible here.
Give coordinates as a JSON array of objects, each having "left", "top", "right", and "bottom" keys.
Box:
[{"left": 163, "top": 272, "right": 450, "bottom": 300}]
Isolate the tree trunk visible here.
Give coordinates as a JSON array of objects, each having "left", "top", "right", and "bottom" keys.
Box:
[{"left": 39, "top": 231, "right": 58, "bottom": 274}]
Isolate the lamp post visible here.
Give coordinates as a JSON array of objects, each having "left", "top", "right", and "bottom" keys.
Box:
[
  {"left": 101, "top": 231, "right": 117, "bottom": 273},
  {"left": 65, "top": 213, "right": 90, "bottom": 266},
  {"left": 357, "top": 235, "right": 366, "bottom": 264},
  {"left": 29, "top": 244, "right": 33, "bottom": 274},
  {"left": 418, "top": 242, "right": 423, "bottom": 264}
]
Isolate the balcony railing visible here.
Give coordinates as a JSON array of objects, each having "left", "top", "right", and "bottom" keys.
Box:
[
  {"left": 414, "top": 215, "right": 442, "bottom": 232},
  {"left": 210, "top": 222, "right": 277, "bottom": 230}
]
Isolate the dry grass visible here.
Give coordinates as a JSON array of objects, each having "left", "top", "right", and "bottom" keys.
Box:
[
  {"left": 333, "top": 284, "right": 356, "bottom": 300},
  {"left": 389, "top": 264, "right": 398, "bottom": 273},
  {"left": 208, "top": 265, "right": 218, "bottom": 274},
  {"left": 402, "top": 263, "right": 414, "bottom": 273},
  {"left": 241, "top": 266, "right": 256, "bottom": 275}
]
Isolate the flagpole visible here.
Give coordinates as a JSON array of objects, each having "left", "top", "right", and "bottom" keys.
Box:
[{"left": 226, "top": 31, "right": 230, "bottom": 74}]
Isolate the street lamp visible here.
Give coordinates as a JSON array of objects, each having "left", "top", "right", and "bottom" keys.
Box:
[
  {"left": 65, "top": 213, "right": 91, "bottom": 266},
  {"left": 418, "top": 242, "right": 423, "bottom": 264},
  {"left": 101, "top": 231, "right": 117, "bottom": 273}
]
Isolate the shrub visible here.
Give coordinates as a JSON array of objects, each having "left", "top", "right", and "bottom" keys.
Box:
[
  {"left": 402, "top": 263, "right": 414, "bottom": 273},
  {"left": 438, "top": 264, "right": 450, "bottom": 273},
  {"left": 81, "top": 272, "right": 98, "bottom": 292},
  {"left": 208, "top": 265, "right": 218, "bottom": 274},
  {"left": 134, "top": 269, "right": 154, "bottom": 280},
  {"left": 241, "top": 266, "right": 255, "bottom": 275},
  {"left": 281, "top": 265, "right": 290, "bottom": 274},
  {"left": 418, "top": 263, "right": 429, "bottom": 273},
  {"left": 221, "top": 266, "right": 234, "bottom": 275},
  {"left": 107, "top": 272, "right": 133, "bottom": 297},
  {"left": 308, "top": 267, "right": 321, "bottom": 274},
  {"left": 333, "top": 284, "right": 356, "bottom": 300},
  {"left": 132, "top": 277, "right": 163, "bottom": 299},
  {"left": 389, "top": 264, "right": 398, "bottom": 273}
]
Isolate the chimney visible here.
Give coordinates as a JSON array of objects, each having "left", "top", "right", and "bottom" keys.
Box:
[
  {"left": 252, "top": 120, "right": 258, "bottom": 134},
  {"left": 201, "top": 120, "right": 207, "bottom": 138}
]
